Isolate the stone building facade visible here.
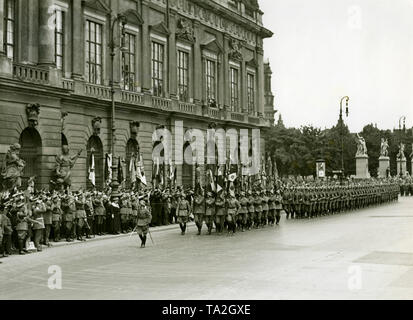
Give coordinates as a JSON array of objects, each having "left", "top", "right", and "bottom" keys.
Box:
[{"left": 0, "top": 0, "right": 274, "bottom": 190}]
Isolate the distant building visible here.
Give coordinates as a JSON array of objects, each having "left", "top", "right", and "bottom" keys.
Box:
[{"left": 0, "top": 0, "right": 274, "bottom": 190}]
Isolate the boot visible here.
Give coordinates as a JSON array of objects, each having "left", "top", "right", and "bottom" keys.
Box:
[
  {"left": 18, "top": 240, "right": 26, "bottom": 255},
  {"left": 142, "top": 235, "right": 147, "bottom": 248}
]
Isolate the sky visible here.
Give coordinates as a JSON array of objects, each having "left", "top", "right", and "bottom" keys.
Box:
[{"left": 260, "top": 0, "right": 413, "bottom": 132}]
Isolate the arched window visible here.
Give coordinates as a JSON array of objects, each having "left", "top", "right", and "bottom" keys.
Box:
[
  {"left": 19, "top": 127, "right": 42, "bottom": 188},
  {"left": 87, "top": 136, "right": 103, "bottom": 190}
]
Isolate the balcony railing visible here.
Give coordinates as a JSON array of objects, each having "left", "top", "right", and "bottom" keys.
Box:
[
  {"left": 62, "top": 79, "right": 74, "bottom": 91},
  {"left": 152, "top": 96, "right": 172, "bottom": 110},
  {"left": 208, "top": 107, "right": 220, "bottom": 119},
  {"left": 85, "top": 83, "right": 111, "bottom": 100},
  {"left": 231, "top": 112, "right": 245, "bottom": 122},
  {"left": 122, "top": 90, "right": 144, "bottom": 105},
  {"left": 13, "top": 63, "right": 49, "bottom": 85}
]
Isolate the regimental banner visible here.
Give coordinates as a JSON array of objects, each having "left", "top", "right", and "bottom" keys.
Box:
[{"left": 316, "top": 161, "right": 326, "bottom": 178}]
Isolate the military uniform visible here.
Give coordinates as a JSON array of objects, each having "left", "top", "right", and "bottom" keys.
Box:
[
  {"left": 176, "top": 193, "right": 191, "bottom": 235},
  {"left": 205, "top": 192, "right": 215, "bottom": 235},
  {"left": 137, "top": 200, "right": 152, "bottom": 248},
  {"left": 193, "top": 192, "right": 205, "bottom": 235},
  {"left": 215, "top": 193, "right": 226, "bottom": 233}
]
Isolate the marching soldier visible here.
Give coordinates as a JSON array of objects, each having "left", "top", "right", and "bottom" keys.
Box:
[
  {"left": 238, "top": 191, "right": 249, "bottom": 231},
  {"left": 215, "top": 192, "right": 226, "bottom": 233},
  {"left": 247, "top": 190, "right": 255, "bottom": 230},
  {"left": 176, "top": 192, "right": 191, "bottom": 235},
  {"left": 226, "top": 191, "right": 240, "bottom": 234},
  {"left": 205, "top": 191, "right": 215, "bottom": 235},
  {"left": 274, "top": 190, "right": 283, "bottom": 225},
  {"left": 193, "top": 189, "right": 205, "bottom": 235},
  {"left": 137, "top": 198, "right": 152, "bottom": 248}
]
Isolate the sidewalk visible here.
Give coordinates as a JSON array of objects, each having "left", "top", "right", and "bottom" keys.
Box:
[{"left": 48, "top": 222, "right": 195, "bottom": 249}]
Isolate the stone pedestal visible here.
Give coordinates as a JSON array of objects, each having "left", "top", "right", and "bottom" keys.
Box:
[
  {"left": 397, "top": 158, "right": 407, "bottom": 176},
  {"left": 378, "top": 156, "right": 390, "bottom": 178},
  {"left": 355, "top": 155, "right": 370, "bottom": 179}
]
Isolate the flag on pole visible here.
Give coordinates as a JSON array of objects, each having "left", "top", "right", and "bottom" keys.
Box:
[
  {"left": 88, "top": 152, "right": 96, "bottom": 186},
  {"left": 216, "top": 165, "right": 224, "bottom": 194},
  {"left": 137, "top": 153, "right": 147, "bottom": 186},
  {"left": 209, "top": 169, "right": 216, "bottom": 192},
  {"left": 130, "top": 155, "right": 137, "bottom": 185},
  {"left": 228, "top": 172, "right": 237, "bottom": 182},
  {"left": 105, "top": 153, "right": 112, "bottom": 183}
]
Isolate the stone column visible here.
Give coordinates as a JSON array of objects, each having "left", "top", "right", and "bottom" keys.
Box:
[
  {"left": 256, "top": 45, "right": 265, "bottom": 117},
  {"left": 355, "top": 155, "right": 370, "bottom": 179},
  {"left": 71, "top": 0, "right": 83, "bottom": 79},
  {"left": 223, "top": 34, "right": 230, "bottom": 109},
  {"left": 168, "top": 12, "right": 177, "bottom": 99},
  {"left": 397, "top": 158, "right": 407, "bottom": 176},
  {"left": 0, "top": 0, "right": 4, "bottom": 55},
  {"left": 141, "top": 0, "right": 151, "bottom": 93},
  {"left": 0, "top": 0, "right": 12, "bottom": 77},
  {"left": 38, "top": 0, "right": 56, "bottom": 67},
  {"left": 193, "top": 21, "right": 202, "bottom": 104},
  {"left": 378, "top": 156, "right": 390, "bottom": 178},
  {"left": 241, "top": 59, "right": 247, "bottom": 113}
]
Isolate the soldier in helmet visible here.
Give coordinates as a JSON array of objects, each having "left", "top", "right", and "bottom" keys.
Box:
[{"left": 254, "top": 190, "right": 263, "bottom": 227}]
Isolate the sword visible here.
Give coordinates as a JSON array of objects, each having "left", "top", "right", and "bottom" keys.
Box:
[
  {"left": 148, "top": 228, "right": 155, "bottom": 245},
  {"left": 129, "top": 224, "right": 138, "bottom": 238}
]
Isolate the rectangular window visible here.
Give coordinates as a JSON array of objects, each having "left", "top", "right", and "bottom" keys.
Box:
[
  {"left": 177, "top": 50, "right": 189, "bottom": 102},
  {"left": 4, "top": 0, "right": 15, "bottom": 60},
  {"left": 122, "top": 33, "right": 136, "bottom": 91},
  {"left": 206, "top": 59, "right": 216, "bottom": 102},
  {"left": 85, "top": 20, "right": 103, "bottom": 85},
  {"left": 152, "top": 41, "right": 164, "bottom": 97},
  {"left": 55, "top": 9, "right": 64, "bottom": 71},
  {"left": 230, "top": 67, "right": 239, "bottom": 111},
  {"left": 247, "top": 73, "right": 255, "bottom": 114}
]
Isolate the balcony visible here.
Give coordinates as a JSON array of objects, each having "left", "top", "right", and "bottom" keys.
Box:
[
  {"left": 152, "top": 96, "right": 172, "bottom": 111},
  {"left": 13, "top": 63, "right": 49, "bottom": 85},
  {"left": 121, "top": 90, "right": 144, "bottom": 105},
  {"left": 85, "top": 83, "right": 111, "bottom": 100}
]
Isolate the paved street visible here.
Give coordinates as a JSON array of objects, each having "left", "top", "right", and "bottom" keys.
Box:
[{"left": 1, "top": 197, "right": 413, "bottom": 300}]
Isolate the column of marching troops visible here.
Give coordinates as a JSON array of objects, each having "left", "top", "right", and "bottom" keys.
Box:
[{"left": 0, "top": 177, "right": 411, "bottom": 260}]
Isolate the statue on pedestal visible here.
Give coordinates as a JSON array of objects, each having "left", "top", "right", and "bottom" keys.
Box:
[
  {"left": 410, "top": 143, "right": 413, "bottom": 159},
  {"left": 355, "top": 133, "right": 368, "bottom": 156},
  {"left": 1, "top": 143, "right": 26, "bottom": 191},
  {"left": 51, "top": 145, "right": 82, "bottom": 191},
  {"left": 380, "top": 138, "right": 389, "bottom": 157},
  {"left": 397, "top": 143, "right": 406, "bottom": 160}
]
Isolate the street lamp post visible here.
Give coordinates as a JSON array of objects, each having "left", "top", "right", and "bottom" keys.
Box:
[
  {"left": 339, "top": 96, "right": 350, "bottom": 179},
  {"left": 398, "top": 116, "right": 406, "bottom": 177},
  {"left": 109, "top": 13, "right": 127, "bottom": 198}
]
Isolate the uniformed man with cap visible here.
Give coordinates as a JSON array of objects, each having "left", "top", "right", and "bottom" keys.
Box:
[
  {"left": 205, "top": 191, "right": 215, "bottom": 235},
  {"left": 225, "top": 189, "right": 240, "bottom": 234},
  {"left": 176, "top": 192, "right": 191, "bottom": 235},
  {"left": 51, "top": 194, "right": 62, "bottom": 242},
  {"left": 193, "top": 188, "right": 205, "bottom": 235},
  {"left": 247, "top": 190, "right": 255, "bottom": 230},
  {"left": 215, "top": 191, "right": 226, "bottom": 233},
  {"left": 274, "top": 189, "right": 283, "bottom": 225},
  {"left": 137, "top": 198, "right": 152, "bottom": 248},
  {"left": 238, "top": 191, "right": 249, "bottom": 231}
]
